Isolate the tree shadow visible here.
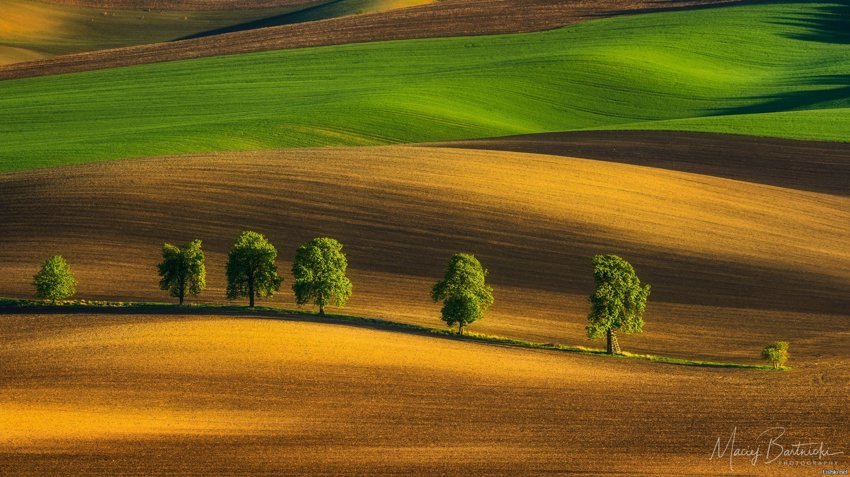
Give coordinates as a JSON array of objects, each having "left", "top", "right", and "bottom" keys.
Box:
[{"left": 772, "top": 0, "right": 850, "bottom": 44}]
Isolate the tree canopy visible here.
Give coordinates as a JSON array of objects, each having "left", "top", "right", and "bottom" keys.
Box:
[
  {"left": 431, "top": 253, "right": 494, "bottom": 335},
  {"left": 762, "top": 341, "right": 789, "bottom": 369},
  {"left": 225, "top": 231, "right": 282, "bottom": 307},
  {"left": 292, "top": 237, "right": 353, "bottom": 315},
  {"left": 33, "top": 255, "right": 77, "bottom": 303},
  {"left": 158, "top": 239, "right": 206, "bottom": 305},
  {"left": 587, "top": 254, "right": 651, "bottom": 354}
]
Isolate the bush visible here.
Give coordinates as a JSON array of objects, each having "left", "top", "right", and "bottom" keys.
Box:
[{"left": 761, "top": 341, "right": 789, "bottom": 369}]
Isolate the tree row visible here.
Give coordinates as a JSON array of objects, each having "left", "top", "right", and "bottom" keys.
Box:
[{"left": 28, "top": 230, "right": 789, "bottom": 366}]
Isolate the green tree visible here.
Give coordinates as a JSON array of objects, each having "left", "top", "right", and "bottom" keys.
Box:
[
  {"left": 33, "top": 255, "right": 77, "bottom": 303},
  {"left": 226, "top": 231, "right": 282, "bottom": 307},
  {"left": 158, "top": 239, "right": 206, "bottom": 305},
  {"left": 762, "top": 341, "right": 789, "bottom": 369},
  {"left": 292, "top": 237, "right": 353, "bottom": 315},
  {"left": 587, "top": 254, "right": 651, "bottom": 354},
  {"left": 431, "top": 253, "right": 494, "bottom": 335}
]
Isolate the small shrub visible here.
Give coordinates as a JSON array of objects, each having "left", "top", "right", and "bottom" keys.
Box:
[{"left": 761, "top": 341, "right": 789, "bottom": 369}]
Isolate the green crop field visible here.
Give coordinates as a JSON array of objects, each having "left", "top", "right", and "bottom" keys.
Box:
[{"left": 1, "top": 1, "right": 849, "bottom": 171}]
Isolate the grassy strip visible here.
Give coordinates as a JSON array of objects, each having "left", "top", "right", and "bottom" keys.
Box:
[{"left": 0, "top": 298, "right": 784, "bottom": 371}]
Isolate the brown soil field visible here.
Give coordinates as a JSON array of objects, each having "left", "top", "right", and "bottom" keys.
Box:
[
  {"left": 0, "top": 0, "right": 740, "bottom": 80},
  {"left": 435, "top": 131, "right": 850, "bottom": 197},
  {"left": 1, "top": 145, "right": 848, "bottom": 360},
  {"left": 1, "top": 313, "right": 847, "bottom": 475}
]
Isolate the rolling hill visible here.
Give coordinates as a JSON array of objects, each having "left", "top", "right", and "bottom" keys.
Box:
[
  {"left": 1, "top": 1, "right": 849, "bottom": 474},
  {"left": 0, "top": 0, "right": 313, "bottom": 65},
  {"left": 0, "top": 0, "right": 738, "bottom": 79},
  {"left": 1, "top": 1, "right": 849, "bottom": 172},
  {"left": 0, "top": 0, "right": 438, "bottom": 66},
  {"left": 2, "top": 312, "right": 845, "bottom": 475},
  {"left": 1, "top": 146, "right": 848, "bottom": 361},
  {"left": 436, "top": 130, "right": 850, "bottom": 196}
]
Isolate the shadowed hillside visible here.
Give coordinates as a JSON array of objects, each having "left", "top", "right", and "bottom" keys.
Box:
[{"left": 435, "top": 131, "right": 850, "bottom": 196}]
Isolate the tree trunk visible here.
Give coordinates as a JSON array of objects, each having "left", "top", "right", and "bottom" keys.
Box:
[
  {"left": 458, "top": 323, "right": 464, "bottom": 335},
  {"left": 179, "top": 294, "right": 184, "bottom": 306},
  {"left": 248, "top": 275, "right": 255, "bottom": 308},
  {"left": 606, "top": 328, "right": 613, "bottom": 354},
  {"left": 319, "top": 304, "right": 325, "bottom": 315}
]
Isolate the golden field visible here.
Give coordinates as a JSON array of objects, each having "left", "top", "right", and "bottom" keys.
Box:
[
  {"left": 1, "top": 146, "right": 849, "bottom": 357},
  {"left": 1, "top": 144, "right": 849, "bottom": 474},
  {"left": 1, "top": 313, "right": 847, "bottom": 475}
]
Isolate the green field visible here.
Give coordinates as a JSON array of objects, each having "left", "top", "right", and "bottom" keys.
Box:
[{"left": 1, "top": 1, "right": 849, "bottom": 171}]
